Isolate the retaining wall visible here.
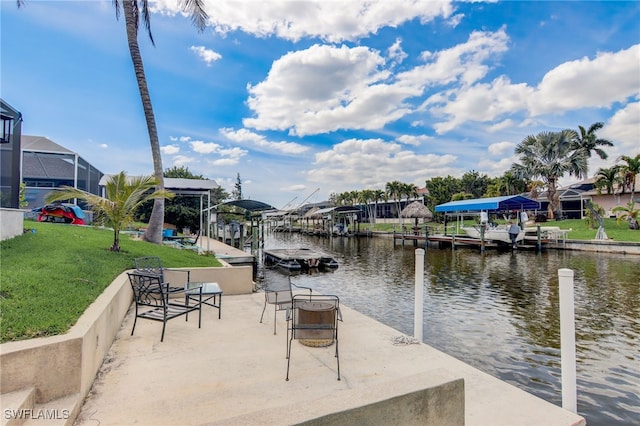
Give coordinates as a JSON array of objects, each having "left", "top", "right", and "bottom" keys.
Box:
[{"left": 0, "top": 208, "right": 24, "bottom": 242}]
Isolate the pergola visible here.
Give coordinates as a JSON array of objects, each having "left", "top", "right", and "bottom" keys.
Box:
[{"left": 99, "top": 176, "right": 219, "bottom": 250}]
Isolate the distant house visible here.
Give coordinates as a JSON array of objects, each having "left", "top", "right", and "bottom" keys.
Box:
[
  {"left": 579, "top": 174, "right": 639, "bottom": 218},
  {"left": 21, "top": 135, "right": 104, "bottom": 210},
  {"left": 534, "top": 175, "right": 639, "bottom": 219}
]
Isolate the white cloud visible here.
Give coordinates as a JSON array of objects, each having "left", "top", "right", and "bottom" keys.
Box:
[
  {"left": 244, "top": 44, "right": 399, "bottom": 136},
  {"left": 529, "top": 44, "right": 640, "bottom": 116},
  {"left": 487, "top": 119, "right": 515, "bottom": 133},
  {"left": 447, "top": 13, "right": 464, "bottom": 28},
  {"left": 218, "top": 147, "right": 248, "bottom": 159},
  {"left": 428, "top": 77, "right": 533, "bottom": 134},
  {"left": 477, "top": 156, "right": 517, "bottom": 176},
  {"left": 220, "top": 128, "right": 309, "bottom": 154},
  {"left": 419, "top": 41, "right": 639, "bottom": 138},
  {"left": 396, "top": 135, "right": 430, "bottom": 146},
  {"left": 488, "top": 141, "right": 515, "bottom": 156},
  {"left": 244, "top": 29, "right": 513, "bottom": 136},
  {"left": 190, "top": 45, "right": 222, "bottom": 66},
  {"left": 151, "top": 0, "right": 455, "bottom": 42},
  {"left": 182, "top": 139, "right": 247, "bottom": 165},
  {"left": 99, "top": 143, "right": 108, "bottom": 149},
  {"left": 281, "top": 184, "right": 307, "bottom": 192},
  {"left": 190, "top": 140, "right": 221, "bottom": 154},
  {"left": 171, "top": 155, "right": 194, "bottom": 167},
  {"left": 307, "top": 138, "right": 457, "bottom": 191},
  {"left": 412, "top": 28, "right": 510, "bottom": 88},
  {"left": 387, "top": 38, "right": 407, "bottom": 65},
  {"left": 161, "top": 144, "right": 180, "bottom": 155},
  {"left": 211, "top": 158, "right": 239, "bottom": 166},
  {"left": 601, "top": 100, "right": 640, "bottom": 152}
]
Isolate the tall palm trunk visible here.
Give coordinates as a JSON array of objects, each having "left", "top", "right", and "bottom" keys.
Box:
[
  {"left": 547, "top": 178, "right": 558, "bottom": 219},
  {"left": 123, "top": 1, "right": 164, "bottom": 244}
]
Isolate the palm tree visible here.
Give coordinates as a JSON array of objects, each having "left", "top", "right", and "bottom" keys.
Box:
[
  {"left": 583, "top": 201, "right": 604, "bottom": 229},
  {"left": 484, "top": 180, "right": 503, "bottom": 197},
  {"left": 594, "top": 166, "right": 622, "bottom": 195},
  {"left": 527, "top": 180, "right": 544, "bottom": 201},
  {"left": 617, "top": 154, "right": 640, "bottom": 203},
  {"left": 512, "top": 130, "right": 587, "bottom": 218},
  {"left": 113, "top": 0, "right": 208, "bottom": 244},
  {"left": 385, "top": 181, "right": 404, "bottom": 220},
  {"left": 45, "top": 171, "right": 174, "bottom": 251},
  {"left": 612, "top": 201, "right": 639, "bottom": 230},
  {"left": 403, "top": 183, "right": 419, "bottom": 202},
  {"left": 371, "top": 189, "right": 385, "bottom": 224},
  {"left": 571, "top": 122, "right": 614, "bottom": 174},
  {"left": 358, "top": 189, "right": 375, "bottom": 224}
]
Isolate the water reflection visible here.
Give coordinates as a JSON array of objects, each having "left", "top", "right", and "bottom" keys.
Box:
[{"left": 261, "top": 232, "right": 640, "bottom": 425}]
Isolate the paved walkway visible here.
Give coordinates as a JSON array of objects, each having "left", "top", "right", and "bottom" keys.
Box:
[{"left": 75, "top": 290, "right": 585, "bottom": 425}]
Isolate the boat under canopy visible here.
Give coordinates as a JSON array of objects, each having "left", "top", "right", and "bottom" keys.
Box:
[{"left": 434, "top": 195, "right": 540, "bottom": 246}]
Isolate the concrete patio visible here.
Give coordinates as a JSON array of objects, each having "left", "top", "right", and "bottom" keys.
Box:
[{"left": 74, "top": 290, "right": 585, "bottom": 425}]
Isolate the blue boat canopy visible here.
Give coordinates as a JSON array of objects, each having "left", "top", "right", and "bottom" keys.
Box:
[{"left": 435, "top": 195, "right": 540, "bottom": 213}]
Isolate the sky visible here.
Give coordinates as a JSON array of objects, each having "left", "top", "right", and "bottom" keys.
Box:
[{"left": 1, "top": 0, "right": 639, "bottom": 209}]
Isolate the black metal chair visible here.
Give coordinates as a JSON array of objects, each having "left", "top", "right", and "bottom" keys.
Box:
[
  {"left": 259, "top": 271, "right": 312, "bottom": 335},
  {"left": 127, "top": 272, "right": 202, "bottom": 342},
  {"left": 133, "top": 256, "right": 190, "bottom": 294},
  {"left": 286, "top": 294, "right": 341, "bottom": 381}
]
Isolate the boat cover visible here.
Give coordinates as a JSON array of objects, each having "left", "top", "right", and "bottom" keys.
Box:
[
  {"left": 219, "top": 199, "right": 275, "bottom": 212},
  {"left": 435, "top": 195, "right": 540, "bottom": 213}
]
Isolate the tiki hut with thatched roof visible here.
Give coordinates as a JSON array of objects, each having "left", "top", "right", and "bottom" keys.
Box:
[{"left": 400, "top": 201, "right": 433, "bottom": 225}]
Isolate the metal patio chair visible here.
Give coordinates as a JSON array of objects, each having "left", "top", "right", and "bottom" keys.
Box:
[
  {"left": 259, "top": 271, "right": 312, "bottom": 335},
  {"left": 286, "top": 294, "right": 341, "bottom": 381},
  {"left": 127, "top": 272, "right": 202, "bottom": 342},
  {"left": 133, "top": 256, "right": 190, "bottom": 295}
]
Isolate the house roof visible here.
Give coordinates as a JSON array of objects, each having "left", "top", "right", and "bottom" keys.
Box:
[
  {"left": 435, "top": 195, "right": 540, "bottom": 213},
  {"left": 22, "top": 151, "right": 75, "bottom": 179},
  {"left": 21, "top": 135, "right": 74, "bottom": 154}
]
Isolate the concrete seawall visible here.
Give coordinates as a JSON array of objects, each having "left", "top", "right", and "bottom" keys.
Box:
[{"left": 550, "top": 239, "right": 640, "bottom": 254}]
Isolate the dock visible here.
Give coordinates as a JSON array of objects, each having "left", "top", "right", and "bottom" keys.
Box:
[
  {"left": 393, "top": 232, "right": 555, "bottom": 251},
  {"left": 263, "top": 248, "right": 339, "bottom": 272}
]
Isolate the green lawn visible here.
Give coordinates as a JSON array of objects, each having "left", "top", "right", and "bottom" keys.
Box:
[{"left": 0, "top": 221, "right": 221, "bottom": 343}]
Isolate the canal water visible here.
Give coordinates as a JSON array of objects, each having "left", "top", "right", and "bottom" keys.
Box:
[{"left": 260, "top": 232, "right": 639, "bottom": 425}]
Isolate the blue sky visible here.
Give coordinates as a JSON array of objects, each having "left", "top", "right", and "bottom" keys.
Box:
[{"left": 2, "top": 0, "right": 639, "bottom": 209}]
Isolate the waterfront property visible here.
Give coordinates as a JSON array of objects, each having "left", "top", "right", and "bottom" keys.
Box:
[{"left": 0, "top": 234, "right": 590, "bottom": 425}]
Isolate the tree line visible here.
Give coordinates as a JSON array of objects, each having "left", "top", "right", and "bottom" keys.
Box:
[{"left": 330, "top": 122, "right": 639, "bottom": 222}]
